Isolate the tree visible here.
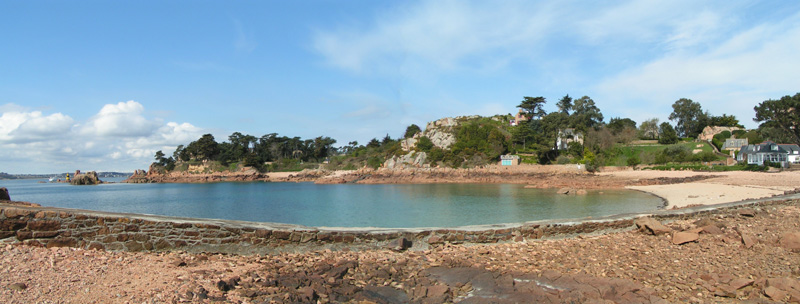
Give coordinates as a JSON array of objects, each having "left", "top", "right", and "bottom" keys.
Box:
[
  {"left": 366, "top": 138, "right": 381, "bottom": 148},
  {"left": 570, "top": 96, "right": 604, "bottom": 131},
  {"left": 517, "top": 96, "right": 547, "bottom": 119},
  {"left": 709, "top": 114, "right": 743, "bottom": 128},
  {"left": 658, "top": 122, "right": 679, "bottom": 144},
  {"left": 311, "top": 136, "right": 337, "bottom": 160},
  {"left": 754, "top": 93, "right": 800, "bottom": 145},
  {"left": 556, "top": 94, "right": 573, "bottom": 115},
  {"left": 404, "top": 124, "right": 422, "bottom": 138},
  {"left": 638, "top": 118, "right": 659, "bottom": 140},
  {"left": 668, "top": 98, "right": 706, "bottom": 138},
  {"left": 185, "top": 134, "right": 220, "bottom": 161},
  {"left": 607, "top": 117, "right": 637, "bottom": 135}
]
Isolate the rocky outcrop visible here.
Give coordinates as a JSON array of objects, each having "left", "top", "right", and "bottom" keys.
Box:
[
  {"left": 123, "top": 164, "right": 270, "bottom": 184},
  {"left": 0, "top": 187, "right": 9, "bottom": 200},
  {"left": 69, "top": 171, "right": 102, "bottom": 185},
  {"left": 384, "top": 152, "right": 428, "bottom": 169},
  {"left": 698, "top": 126, "right": 743, "bottom": 141},
  {"left": 401, "top": 117, "right": 461, "bottom": 152},
  {"left": 123, "top": 169, "right": 151, "bottom": 184}
]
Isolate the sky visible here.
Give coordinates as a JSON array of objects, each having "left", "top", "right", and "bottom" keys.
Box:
[{"left": 2, "top": 0, "right": 800, "bottom": 174}]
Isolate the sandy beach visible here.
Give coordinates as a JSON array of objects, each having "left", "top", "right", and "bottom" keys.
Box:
[{"left": 602, "top": 170, "right": 800, "bottom": 208}]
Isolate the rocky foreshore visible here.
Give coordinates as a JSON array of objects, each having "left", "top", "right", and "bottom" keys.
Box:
[{"left": 2, "top": 200, "right": 799, "bottom": 303}]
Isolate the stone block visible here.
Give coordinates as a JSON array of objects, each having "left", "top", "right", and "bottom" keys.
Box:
[
  {"left": 4, "top": 208, "right": 31, "bottom": 218},
  {"left": 46, "top": 238, "right": 77, "bottom": 248},
  {"left": 273, "top": 231, "right": 291, "bottom": 240},
  {"left": 15, "top": 230, "right": 32, "bottom": 240},
  {"left": 32, "top": 231, "right": 59, "bottom": 238},
  {"left": 27, "top": 220, "right": 61, "bottom": 231},
  {"left": 87, "top": 242, "right": 105, "bottom": 251},
  {"left": 125, "top": 241, "right": 144, "bottom": 251},
  {"left": 0, "top": 219, "right": 27, "bottom": 231},
  {"left": 300, "top": 233, "right": 315, "bottom": 243},
  {"left": 172, "top": 223, "right": 192, "bottom": 229}
]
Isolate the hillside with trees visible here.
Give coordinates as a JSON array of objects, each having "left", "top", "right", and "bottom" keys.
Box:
[{"left": 152, "top": 92, "right": 799, "bottom": 173}]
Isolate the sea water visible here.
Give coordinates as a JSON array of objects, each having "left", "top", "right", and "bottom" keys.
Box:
[{"left": 1, "top": 178, "right": 662, "bottom": 228}]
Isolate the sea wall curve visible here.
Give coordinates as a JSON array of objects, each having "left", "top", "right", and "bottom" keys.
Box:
[{"left": 1, "top": 195, "right": 799, "bottom": 255}]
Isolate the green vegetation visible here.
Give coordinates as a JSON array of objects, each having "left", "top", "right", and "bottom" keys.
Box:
[{"left": 152, "top": 92, "right": 800, "bottom": 173}]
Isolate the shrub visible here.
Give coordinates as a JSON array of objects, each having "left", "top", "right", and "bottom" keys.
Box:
[
  {"left": 416, "top": 136, "right": 434, "bottom": 152},
  {"left": 626, "top": 155, "right": 641, "bottom": 168},
  {"left": 556, "top": 155, "right": 572, "bottom": 164},
  {"left": 366, "top": 156, "right": 383, "bottom": 169}
]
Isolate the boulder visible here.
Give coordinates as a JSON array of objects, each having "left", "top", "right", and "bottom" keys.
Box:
[
  {"left": 635, "top": 218, "right": 672, "bottom": 235},
  {"left": 0, "top": 187, "right": 9, "bottom": 200},
  {"left": 779, "top": 232, "right": 800, "bottom": 252},
  {"left": 385, "top": 237, "right": 412, "bottom": 251},
  {"left": 672, "top": 231, "right": 699, "bottom": 245}
]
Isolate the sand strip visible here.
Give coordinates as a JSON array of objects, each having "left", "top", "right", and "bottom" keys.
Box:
[{"left": 628, "top": 182, "right": 785, "bottom": 208}]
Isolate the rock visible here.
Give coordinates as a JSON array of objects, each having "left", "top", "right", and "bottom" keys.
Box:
[
  {"left": 740, "top": 233, "right": 756, "bottom": 249},
  {"left": 764, "top": 286, "right": 787, "bottom": 301},
  {"left": 558, "top": 188, "right": 576, "bottom": 195},
  {"left": 385, "top": 237, "right": 412, "bottom": 251},
  {"left": 738, "top": 209, "right": 757, "bottom": 217},
  {"left": 297, "top": 286, "right": 318, "bottom": 303},
  {"left": 0, "top": 187, "right": 9, "bottom": 200},
  {"left": 356, "top": 286, "right": 410, "bottom": 304},
  {"left": 70, "top": 171, "right": 103, "bottom": 185},
  {"left": 729, "top": 278, "right": 754, "bottom": 290},
  {"left": 575, "top": 189, "right": 588, "bottom": 195},
  {"left": 700, "top": 225, "right": 724, "bottom": 235},
  {"left": 7, "top": 282, "right": 27, "bottom": 291},
  {"left": 766, "top": 277, "right": 800, "bottom": 291},
  {"left": 216, "top": 277, "right": 240, "bottom": 292},
  {"left": 170, "top": 259, "right": 187, "bottom": 267},
  {"left": 779, "top": 232, "right": 800, "bottom": 252},
  {"left": 635, "top": 218, "right": 672, "bottom": 235},
  {"left": 672, "top": 231, "right": 699, "bottom": 245}
]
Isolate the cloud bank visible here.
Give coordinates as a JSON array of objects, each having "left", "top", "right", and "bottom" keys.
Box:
[{"left": 0, "top": 101, "right": 205, "bottom": 173}]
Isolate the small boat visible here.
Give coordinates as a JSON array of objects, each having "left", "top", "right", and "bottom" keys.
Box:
[{"left": 48, "top": 176, "right": 55, "bottom": 182}]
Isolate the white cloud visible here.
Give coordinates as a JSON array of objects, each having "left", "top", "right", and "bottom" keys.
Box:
[
  {"left": 0, "top": 111, "right": 74, "bottom": 142},
  {"left": 82, "top": 100, "right": 160, "bottom": 137},
  {"left": 595, "top": 10, "right": 800, "bottom": 128},
  {"left": 313, "top": 0, "right": 553, "bottom": 75},
  {"left": 0, "top": 101, "right": 206, "bottom": 173}
]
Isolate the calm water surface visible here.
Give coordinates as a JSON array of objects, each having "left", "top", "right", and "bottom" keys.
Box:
[{"left": 2, "top": 178, "right": 662, "bottom": 228}]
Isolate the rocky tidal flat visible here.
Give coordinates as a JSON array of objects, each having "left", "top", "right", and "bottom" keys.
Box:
[{"left": 2, "top": 201, "right": 800, "bottom": 303}]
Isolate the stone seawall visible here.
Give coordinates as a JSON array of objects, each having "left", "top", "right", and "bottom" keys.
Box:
[{"left": 1, "top": 197, "right": 798, "bottom": 255}]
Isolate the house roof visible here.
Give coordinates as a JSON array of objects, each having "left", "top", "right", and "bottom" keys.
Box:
[
  {"left": 741, "top": 141, "right": 790, "bottom": 154},
  {"left": 779, "top": 144, "right": 800, "bottom": 154}
]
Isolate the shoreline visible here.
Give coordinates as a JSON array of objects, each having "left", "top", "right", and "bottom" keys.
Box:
[{"left": 124, "top": 164, "right": 800, "bottom": 210}]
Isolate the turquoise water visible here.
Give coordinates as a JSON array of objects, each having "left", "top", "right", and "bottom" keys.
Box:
[{"left": 1, "top": 178, "right": 662, "bottom": 228}]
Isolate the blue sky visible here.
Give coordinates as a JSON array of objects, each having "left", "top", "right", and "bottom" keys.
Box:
[{"left": 2, "top": 0, "right": 800, "bottom": 173}]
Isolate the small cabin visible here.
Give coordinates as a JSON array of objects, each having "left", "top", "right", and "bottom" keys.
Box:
[{"left": 500, "top": 155, "right": 520, "bottom": 166}]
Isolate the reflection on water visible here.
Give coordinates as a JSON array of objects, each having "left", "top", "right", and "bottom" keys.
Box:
[{"left": 1, "top": 179, "right": 661, "bottom": 228}]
